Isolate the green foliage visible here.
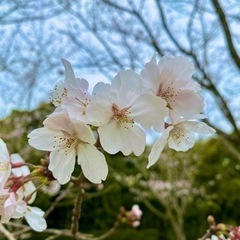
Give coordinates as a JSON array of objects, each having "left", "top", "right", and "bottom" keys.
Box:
[{"left": 194, "top": 138, "right": 240, "bottom": 224}]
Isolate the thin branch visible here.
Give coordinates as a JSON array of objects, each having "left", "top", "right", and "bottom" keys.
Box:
[
  {"left": 6, "top": 222, "right": 93, "bottom": 240},
  {"left": 71, "top": 173, "right": 85, "bottom": 240},
  {"left": 197, "top": 229, "right": 212, "bottom": 240},
  {"left": 211, "top": 0, "right": 240, "bottom": 69},
  {"left": 143, "top": 199, "right": 167, "bottom": 219},
  {"left": 155, "top": 0, "right": 239, "bottom": 138},
  {"left": 0, "top": 223, "right": 16, "bottom": 240},
  {"left": 63, "top": 5, "right": 125, "bottom": 69},
  {"left": 103, "top": 0, "right": 164, "bottom": 55},
  {"left": 85, "top": 221, "right": 120, "bottom": 240},
  {"left": 155, "top": 0, "right": 189, "bottom": 54},
  {"left": 44, "top": 182, "right": 74, "bottom": 218},
  {"left": 203, "top": 79, "right": 240, "bottom": 138}
]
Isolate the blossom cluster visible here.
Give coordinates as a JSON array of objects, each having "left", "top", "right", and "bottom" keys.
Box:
[
  {"left": 206, "top": 215, "right": 240, "bottom": 240},
  {"left": 0, "top": 139, "right": 46, "bottom": 231},
  {"left": 119, "top": 204, "right": 143, "bottom": 228},
  {"left": 28, "top": 54, "right": 215, "bottom": 185}
]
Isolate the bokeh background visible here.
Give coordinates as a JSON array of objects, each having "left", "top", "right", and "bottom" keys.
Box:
[{"left": 0, "top": 0, "right": 239, "bottom": 239}]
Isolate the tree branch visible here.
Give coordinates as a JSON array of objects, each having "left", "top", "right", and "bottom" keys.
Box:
[
  {"left": 211, "top": 0, "right": 240, "bottom": 69},
  {"left": 0, "top": 223, "right": 16, "bottom": 240},
  {"left": 71, "top": 173, "right": 85, "bottom": 240},
  {"left": 102, "top": 0, "right": 164, "bottom": 55},
  {"left": 44, "top": 182, "right": 74, "bottom": 218}
]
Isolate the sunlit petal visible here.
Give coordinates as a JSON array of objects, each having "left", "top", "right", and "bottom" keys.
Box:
[
  {"left": 49, "top": 148, "right": 76, "bottom": 184},
  {"left": 25, "top": 206, "right": 47, "bottom": 232},
  {"left": 77, "top": 144, "right": 108, "bottom": 184},
  {"left": 28, "top": 127, "right": 65, "bottom": 151},
  {"left": 98, "top": 120, "right": 146, "bottom": 156},
  {"left": 147, "top": 126, "right": 173, "bottom": 168},
  {"left": 129, "top": 93, "right": 168, "bottom": 132},
  {"left": 110, "top": 70, "right": 142, "bottom": 108}
]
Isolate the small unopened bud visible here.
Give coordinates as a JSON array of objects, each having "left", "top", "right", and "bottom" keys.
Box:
[
  {"left": 125, "top": 204, "right": 143, "bottom": 228},
  {"left": 40, "top": 158, "right": 49, "bottom": 166},
  {"left": 216, "top": 223, "right": 226, "bottom": 231},
  {"left": 207, "top": 215, "right": 215, "bottom": 225}
]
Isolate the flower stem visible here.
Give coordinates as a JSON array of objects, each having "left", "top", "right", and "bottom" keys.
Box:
[{"left": 71, "top": 173, "right": 84, "bottom": 240}]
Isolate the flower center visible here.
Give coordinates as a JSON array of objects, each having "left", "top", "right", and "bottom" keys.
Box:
[
  {"left": 157, "top": 82, "right": 180, "bottom": 103},
  {"left": 171, "top": 127, "right": 189, "bottom": 146},
  {"left": 75, "top": 93, "right": 91, "bottom": 108},
  {"left": 112, "top": 105, "right": 134, "bottom": 124},
  {"left": 51, "top": 85, "right": 68, "bottom": 105},
  {"left": 53, "top": 136, "right": 78, "bottom": 153}
]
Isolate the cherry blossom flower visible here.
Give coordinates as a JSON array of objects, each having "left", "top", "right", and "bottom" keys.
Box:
[
  {"left": 50, "top": 59, "right": 76, "bottom": 107},
  {"left": 28, "top": 111, "right": 108, "bottom": 184},
  {"left": 0, "top": 188, "right": 47, "bottom": 231},
  {"left": 141, "top": 54, "right": 204, "bottom": 117},
  {"left": 125, "top": 204, "right": 143, "bottom": 228},
  {"left": 60, "top": 78, "right": 91, "bottom": 122},
  {"left": 87, "top": 70, "right": 168, "bottom": 156},
  {"left": 50, "top": 59, "right": 91, "bottom": 122},
  {"left": 230, "top": 226, "right": 240, "bottom": 240},
  {"left": 0, "top": 139, "right": 11, "bottom": 190},
  {"left": 12, "top": 200, "right": 47, "bottom": 232},
  {"left": 148, "top": 117, "right": 216, "bottom": 168}
]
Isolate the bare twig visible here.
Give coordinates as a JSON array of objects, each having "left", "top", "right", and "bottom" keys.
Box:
[
  {"left": 44, "top": 182, "right": 74, "bottom": 218},
  {"left": 197, "top": 229, "right": 211, "bottom": 240},
  {"left": 211, "top": 0, "right": 240, "bottom": 69},
  {"left": 71, "top": 173, "right": 85, "bottom": 240},
  {"left": 103, "top": 0, "right": 164, "bottom": 55},
  {"left": 0, "top": 223, "right": 17, "bottom": 240}
]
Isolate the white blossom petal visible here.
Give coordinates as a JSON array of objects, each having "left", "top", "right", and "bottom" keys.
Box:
[
  {"left": 28, "top": 127, "right": 65, "bottom": 151},
  {"left": 0, "top": 139, "right": 11, "bottom": 189},
  {"left": 98, "top": 120, "right": 146, "bottom": 156},
  {"left": 0, "top": 139, "right": 9, "bottom": 163},
  {"left": 168, "top": 128, "right": 195, "bottom": 151},
  {"left": 21, "top": 182, "right": 36, "bottom": 204},
  {"left": 61, "top": 58, "right": 76, "bottom": 85},
  {"left": 147, "top": 126, "right": 173, "bottom": 168},
  {"left": 110, "top": 70, "right": 142, "bottom": 108},
  {"left": 86, "top": 94, "right": 113, "bottom": 126},
  {"left": 129, "top": 93, "right": 168, "bottom": 132},
  {"left": 71, "top": 120, "right": 96, "bottom": 145},
  {"left": 72, "top": 78, "right": 89, "bottom": 94},
  {"left": 49, "top": 149, "right": 76, "bottom": 184},
  {"left": 25, "top": 206, "right": 47, "bottom": 232},
  {"left": 11, "top": 154, "right": 29, "bottom": 176},
  {"left": 92, "top": 82, "right": 111, "bottom": 95},
  {"left": 49, "top": 81, "right": 67, "bottom": 106},
  {"left": 158, "top": 56, "right": 194, "bottom": 83},
  {"left": 12, "top": 199, "right": 26, "bottom": 218},
  {"left": 170, "top": 90, "right": 204, "bottom": 117},
  {"left": 1, "top": 192, "right": 16, "bottom": 223},
  {"left": 61, "top": 98, "right": 88, "bottom": 122},
  {"left": 181, "top": 121, "right": 216, "bottom": 134},
  {"left": 140, "top": 61, "right": 160, "bottom": 94},
  {"left": 77, "top": 144, "right": 108, "bottom": 184},
  {"left": 43, "top": 111, "right": 74, "bottom": 134},
  {"left": 61, "top": 78, "right": 91, "bottom": 122}
]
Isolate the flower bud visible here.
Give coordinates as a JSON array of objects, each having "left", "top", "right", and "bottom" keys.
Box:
[
  {"left": 216, "top": 223, "right": 226, "bottom": 231},
  {"left": 207, "top": 215, "right": 215, "bottom": 225}
]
